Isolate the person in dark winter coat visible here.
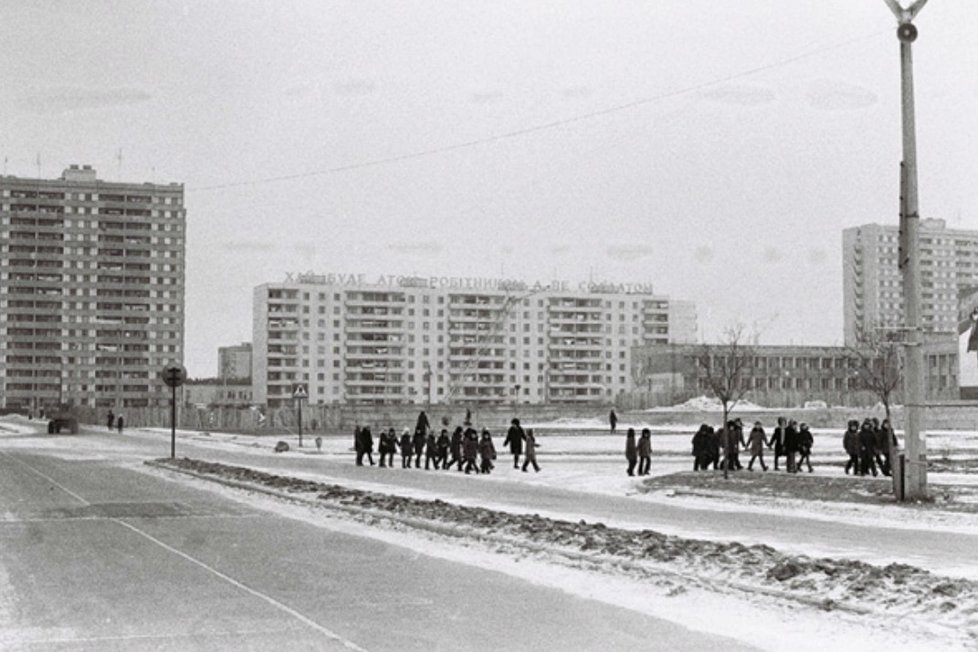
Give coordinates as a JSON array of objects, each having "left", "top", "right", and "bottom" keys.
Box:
[
  {"left": 718, "top": 423, "right": 742, "bottom": 471},
  {"left": 637, "top": 428, "right": 652, "bottom": 476},
  {"left": 746, "top": 421, "right": 769, "bottom": 471},
  {"left": 796, "top": 423, "right": 814, "bottom": 473},
  {"left": 521, "top": 428, "right": 540, "bottom": 472},
  {"left": 399, "top": 428, "right": 413, "bottom": 468},
  {"left": 478, "top": 429, "right": 496, "bottom": 474},
  {"left": 707, "top": 426, "right": 721, "bottom": 469},
  {"left": 843, "top": 420, "right": 860, "bottom": 475},
  {"left": 107, "top": 410, "right": 115, "bottom": 431},
  {"left": 436, "top": 429, "right": 450, "bottom": 469},
  {"left": 412, "top": 427, "right": 426, "bottom": 468},
  {"left": 378, "top": 428, "right": 391, "bottom": 467},
  {"left": 691, "top": 424, "right": 712, "bottom": 471},
  {"left": 783, "top": 420, "right": 801, "bottom": 473},
  {"left": 357, "top": 426, "right": 374, "bottom": 466},
  {"left": 116, "top": 414, "right": 124, "bottom": 433},
  {"left": 858, "top": 419, "right": 878, "bottom": 477},
  {"left": 729, "top": 419, "right": 745, "bottom": 470},
  {"left": 609, "top": 409, "right": 618, "bottom": 433},
  {"left": 424, "top": 431, "right": 438, "bottom": 469},
  {"left": 448, "top": 426, "right": 464, "bottom": 470},
  {"left": 385, "top": 428, "right": 397, "bottom": 467},
  {"left": 353, "top": 425, "right": 362, "bottom": 463},
  {"left": 625, "top": 428, "right": 638, "bottom": 476},
  {"left": 416, "top": 410, "right": 430, "bottom": 437},
  {"left": 769, "top": 417, "right": 787, "bottom": 471},
  {"left": 503, "top": 418, "right": 526, "bottom": 469},
  {"left": 878, "top": 419, "right": 898, "bottom": 476},
  {"left": 462, "top": 429, "right": 479, "bottom": 474}
]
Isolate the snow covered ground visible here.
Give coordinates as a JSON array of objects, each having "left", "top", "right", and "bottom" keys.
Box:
[{"left": 6, "top": 413, "right": 978, "bottom": 651}]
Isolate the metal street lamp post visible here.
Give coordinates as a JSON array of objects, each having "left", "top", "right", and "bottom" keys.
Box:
[{"left": 883, "top": 0, "right": 929, "bottom": 500}]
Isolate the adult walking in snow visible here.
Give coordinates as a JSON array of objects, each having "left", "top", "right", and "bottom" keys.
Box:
[
  {"left": 878, "top": 419, "right": 898, "bottom": 476},
  {"left": 843, "top": 420, "right": 860, "bottom": 475},
  {"left": 769, "top": 417, "right": 787, "bottom": 471},
  {"left": 116, "top": 414, "right": 124, "bottom": 434},
  {"left": 609, "top": 409, "right": 618, "bottom": 433},
  {"left": 691, "top": 424, "right": 712, "bottom": 471},
  {"left": 783, "top": 420, "right": 800, "bottom": 473},
  {"left": 746, "top": 421, "right": 769, "bottom": 471},
  {"left": 503, "top": 418, "right": 525, "bottom": 469},
  {"left": 361, "top": 426, "right": 375, "bottom": 466},
  {"left": 378, "top": 428, "right": 391, "bottom": 467},
  {"left": 521, "top": 428, "right": 540, "bottom": 472},
  {"left": 106, "top": 410, "right": 115, "bottom": 431},
  {"left": 637, "top": 428, "right": 652, "bottom": 476},
  {"left": 415, "top": 410, "right": 430, "bottom": 437},
  {"left": 624, "top": 428, "right": 638, "bottom": 476}
]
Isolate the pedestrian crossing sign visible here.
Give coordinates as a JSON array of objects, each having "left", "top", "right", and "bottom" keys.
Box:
[{"left": 292, "top": 384, "right": 308, "bottom": 400}]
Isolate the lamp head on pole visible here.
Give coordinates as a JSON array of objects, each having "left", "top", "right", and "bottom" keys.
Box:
[{"left": 883, "top": 0, "right": 929, "bottom": 24}]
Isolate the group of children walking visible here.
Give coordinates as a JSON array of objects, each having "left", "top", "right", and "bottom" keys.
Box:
[
  {"left": 690, "top": 417, "right": 815, "bottom": 473},
  {"left": 353, "top": 413, "right": 541, "bottom": 475}
]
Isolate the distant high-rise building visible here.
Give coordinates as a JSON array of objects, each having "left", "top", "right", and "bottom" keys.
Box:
[
  {"left": 0, "top": 165, "right": 186, "bottom": 411},
  {"left": 843, "top": 219, "right": 972, "bottom": 345},
  {"left": 252, "top": 272, "right": 698, "bottom": 407},
  {"left": 218, "top": 342, "right": 252, "bottom": 380}
]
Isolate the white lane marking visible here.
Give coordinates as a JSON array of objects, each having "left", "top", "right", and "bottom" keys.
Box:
[
  {"left": 0, "top": 451, "right": 91, "bottom": 505},
  {"left": 112, "top": 520, "right": 367, "bottom": 651},
  {"left": 2, "top": 451, "right": 368, "bottom": 651}
]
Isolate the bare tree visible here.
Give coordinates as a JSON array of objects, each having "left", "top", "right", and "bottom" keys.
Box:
[
  {"left": 845, "top": 325, "right": 903, "bottom": 423},
  {"left": 695, "top": 324, "right": 757, "bottom": 478}
]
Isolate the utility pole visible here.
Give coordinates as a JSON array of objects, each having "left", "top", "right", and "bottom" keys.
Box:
[{"left": 883, "top": 0, "right": 929, "bottom": 500}]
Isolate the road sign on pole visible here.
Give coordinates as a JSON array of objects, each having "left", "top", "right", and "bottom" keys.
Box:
[
  {"left": 293, "top": 384, "right": 308, "bottom": 447},
  {"left": 160, "top": 365, "right": 187, "bottom": 459}
]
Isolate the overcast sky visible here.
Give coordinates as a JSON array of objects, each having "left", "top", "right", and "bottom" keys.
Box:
[{"left": 2, "top": 1, "right": 977, "bottom": 377}]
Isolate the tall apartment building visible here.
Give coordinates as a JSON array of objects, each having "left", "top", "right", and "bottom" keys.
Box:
[
  {"left": 843, "top": 219, "right": 973, "bottom": 345},
  {"left": 0, "top": 165, "right": 185, "bottom": 411},
  {"left": 252, "top": 273, "right": 698, "bottom": 407},
  {"left": 218, "top": 342, "right": 252, "bottom": 380}
]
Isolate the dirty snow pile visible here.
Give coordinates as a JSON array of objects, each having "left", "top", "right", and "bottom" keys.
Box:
[{"left": 153, "top": 457, "right": 978, "bottom": 648}]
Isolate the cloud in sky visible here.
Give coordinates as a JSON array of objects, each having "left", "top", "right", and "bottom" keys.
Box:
[
  {"left": 387, "top": 240, "right": 444, "bottom": 256},
  {"left": 606, "top": 243, "right": 654, "bottom": 262},
  {"left": 806, "top": 79, "right": 878, "bottom": 111},
  {"left": 333, "top": 79, "right": 376, "bottom": 97},
  {"left": 16, "top": 87, "right": 152, "bottom": 114},
  {"left": 698, "top": 85, "right": 776, "bottom": 107}
]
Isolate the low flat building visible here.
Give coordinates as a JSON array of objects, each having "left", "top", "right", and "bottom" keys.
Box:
[
  {"left": 183, "top": 380, "right": 252, "bottom": 408},
  {"left": 631, "top": 339, "right": 958, "bottom": 408}
]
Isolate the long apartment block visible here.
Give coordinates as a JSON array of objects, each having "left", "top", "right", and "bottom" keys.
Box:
[
  {"left": 253, "top": 274, "right": 698, "bottom": 407},
  {"left": 0, "top": 165, "right": 185, "bottom": 411}
]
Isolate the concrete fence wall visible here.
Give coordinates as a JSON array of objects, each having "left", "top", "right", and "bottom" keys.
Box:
[{"left": 65, "top": 401, "right": 978, "bottom": 434}]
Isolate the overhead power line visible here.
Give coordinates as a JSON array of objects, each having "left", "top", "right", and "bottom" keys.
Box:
[{"left": 191, "top": 28, "right": 888, "bottom": 193}]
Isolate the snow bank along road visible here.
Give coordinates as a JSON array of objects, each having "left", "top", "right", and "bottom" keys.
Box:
[
  {"left": 5, "top": 418, "right": 978, "bottom": 650},
  {"left": 0, "top": 428, "right": 754, "bottom": 651}
]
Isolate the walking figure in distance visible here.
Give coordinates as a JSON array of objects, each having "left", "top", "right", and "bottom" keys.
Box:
[
  {"left": 746, "top": 421, "right": 769, "bottom": 471},
  {"left": 521, "top": 428, "right": 540, "bottom": 472},
  {"left": 503, "top": 418, "right": 525, "bottom": 469},
  {"left": 625, "top": 428, "right": 638, "bottom": 476},
  {"left": 637, "top": 428, "right": 652, "bottom": 476},
  {"left": 797, "top": 423, "right": 814, "bottom": 472}
]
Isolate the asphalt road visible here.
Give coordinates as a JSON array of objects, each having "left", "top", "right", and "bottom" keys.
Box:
[{"left": 0, "top": 427, "right": 755, "bottom": 651}]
